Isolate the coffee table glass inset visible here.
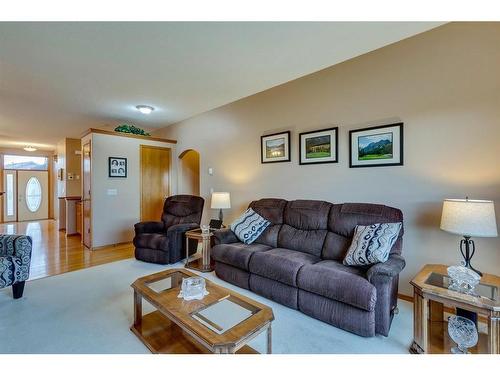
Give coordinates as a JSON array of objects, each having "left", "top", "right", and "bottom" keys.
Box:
[{"left": 131, "top": 269, "right": 274, "bottom": 354}]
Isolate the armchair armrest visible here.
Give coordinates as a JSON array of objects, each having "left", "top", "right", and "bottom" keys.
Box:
[
  {"left": 213, "top": 228, "right": 239, "bottom": 245},
  {"left": 166, "top": 222, "right": 200, "bottom": 234},
  {"left": 366, "top": 254, "right": 406, "bottom": 283},
  {"left": 165, "top": 223, "right": 200, "bottom": 264},
  {"left": 0, "top": 235, "right": 32, "bottom": 263},
  {"left": 134, "top": 221, "right": 165, "bottom": 235}
]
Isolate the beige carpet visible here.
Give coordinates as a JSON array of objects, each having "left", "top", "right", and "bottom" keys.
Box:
[{"left": 0, "top": 258, "right": 413, "bottom": 353}]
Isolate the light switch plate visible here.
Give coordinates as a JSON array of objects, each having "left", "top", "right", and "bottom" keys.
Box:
[{"left": 107, "top": 189, "right": 118, "bottom": 196}]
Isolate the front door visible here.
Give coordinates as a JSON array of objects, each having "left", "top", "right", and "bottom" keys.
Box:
[
  {"left": 17, "top": 170, "right": 49, "bottom": 221},
  {"left": 140, "top": 145, "right": 171, "bottom": 222}
]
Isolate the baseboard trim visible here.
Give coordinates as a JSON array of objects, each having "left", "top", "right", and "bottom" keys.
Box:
[
  {"left": 398, "top": 293, "right": 413, "bottom": 303},
  {"left": 91, "top": 241, "right": 133, "bottom": 251}
]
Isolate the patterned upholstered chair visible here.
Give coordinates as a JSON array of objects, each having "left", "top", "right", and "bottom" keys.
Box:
[
  {"left": 0, "top": 235, "right": 32, "bottom": 299},
  {"left": 133, "top": 195, "right": 204, "bottom": 264}
]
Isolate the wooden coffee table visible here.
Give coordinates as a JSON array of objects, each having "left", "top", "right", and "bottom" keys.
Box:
[{"left": 130, "top": 268, "right": 274, "bottom": 354}]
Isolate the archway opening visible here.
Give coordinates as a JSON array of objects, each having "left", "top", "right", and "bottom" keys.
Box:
[{"left": 178, "top": 149, "right": 200, "bottom": 196}]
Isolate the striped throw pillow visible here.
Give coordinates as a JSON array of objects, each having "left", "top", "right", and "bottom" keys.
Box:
[
  {"left": 230, "top": 208, "right": 271, "bottom": 245},
  {"left": 343, "top": 222, "right": 402, "bottom": 266}
]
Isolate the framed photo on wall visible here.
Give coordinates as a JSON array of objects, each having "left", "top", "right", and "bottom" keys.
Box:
[
  {"left": 349, "top": 122, "right": 403, "bottom": 168},
  {"left": 261, "top": 131, "right": 291, "bottom": 163},
  {"left": 109, "top": 157, "right": 127, "bottom": 177},
  {"left": 299, "top": 127, "right": 338, "bottom": 165}
]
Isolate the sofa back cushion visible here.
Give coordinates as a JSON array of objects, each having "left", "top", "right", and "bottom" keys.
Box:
[
  {"left": 161, "top": 195, "right": 204, "bottom": 228},
  {"left": 322, "top": 203, "right": 404, "bottom": 261},
  {"left": 249, "top": 198, "right": 287, "bottom": 247},
  {"left": 278, "top": 200, "right": 332, "bottom": 257}
]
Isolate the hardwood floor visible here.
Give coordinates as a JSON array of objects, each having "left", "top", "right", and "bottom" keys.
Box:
[{"left": 0, "top": 219, "right": 134, "bottom": 280}]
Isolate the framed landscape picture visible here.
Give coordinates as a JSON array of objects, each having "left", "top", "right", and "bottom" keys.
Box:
[
  {"left": 261, "top": 131, "right": 291, "bottom": 163},
  {"left": 109, "top": 157, "right": 127, "bottom": 177},
  {"left": 349, "top": 122, "right": 403, "bottom": 168},
  {"left": 299, "top": 127, "right": 338, "bottom": 165}
]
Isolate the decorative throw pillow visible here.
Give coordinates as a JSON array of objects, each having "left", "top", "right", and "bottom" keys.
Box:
[
  {"left": 343, "top": 222, "right": 402, "bottom": 266},
  {"left": 230, "top": 208, "right": 271, "bottom": 245}
]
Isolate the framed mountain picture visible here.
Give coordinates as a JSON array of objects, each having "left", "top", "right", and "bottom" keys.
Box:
[
  {"left": 299, "top": 127, "right": 338, "bottom": 165},
  {"left": 349, "top": 123, "right": 403, "bottom": 168}
]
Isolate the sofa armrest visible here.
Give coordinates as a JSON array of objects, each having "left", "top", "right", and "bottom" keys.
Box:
[
  {"left": 366, "top": 254, "right": 406, "bottom": 283},
  {"left": 134, "top": 221, "right": 165, "bottom": 235},
  {"left": 213, "top": 228, "right": 239, "bottom": 245}
]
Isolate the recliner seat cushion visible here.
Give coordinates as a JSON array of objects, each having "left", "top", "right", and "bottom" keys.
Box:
[
  {"left": 249, "top": 248, "right": 320, "bottom": 287},
  {"left": 133, "top": 233, "right": 169, "bottom": 251},
  {"left": 211, "top": 243, "right": 272, "bottom": 271},
  {"left": 297, "top": 260, "right": 377, "bottom": 311}
]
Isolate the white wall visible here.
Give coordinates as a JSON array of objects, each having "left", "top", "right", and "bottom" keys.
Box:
[
  {"left": 155, "top": 23, "right": 500, "bottom": 295},
  {"left": 89, "top": 133, "right": 177, "bottom": 248}
]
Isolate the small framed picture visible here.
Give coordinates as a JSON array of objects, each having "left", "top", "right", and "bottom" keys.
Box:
[
  {"left": 299, "top": 127, "right": 338, "bottom": 165},
  {"left": 349, "top": 122, "right": 403, "bottom": 168},
  {"left": 109, "top": 157, "right": 127, "bottom": 177},
  {"left": 261, "top": 131, "right": 291, "bottom": 163}
]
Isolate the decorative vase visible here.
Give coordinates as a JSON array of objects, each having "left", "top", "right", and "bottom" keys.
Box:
[{"left": 448, "top": 315, "right": 478, "bottom": 354}]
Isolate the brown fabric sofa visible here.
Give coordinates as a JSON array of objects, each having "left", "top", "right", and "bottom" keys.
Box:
[
  {"left": 134, "top": 195, "right": 204, "bottom": 264},
  {"left": 211, "top": 198, "right": 404, "bottom": 337}
]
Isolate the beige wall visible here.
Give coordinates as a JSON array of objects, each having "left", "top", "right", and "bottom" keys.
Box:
[
  {"left": 88, "top": 133, "right": 177, "bottom": 248},
  {"left": 154, "top": 22, "right": 500, "bottom": 295},
  {"left": 179, "top": 150, "right": 200, "bottom": 196}
]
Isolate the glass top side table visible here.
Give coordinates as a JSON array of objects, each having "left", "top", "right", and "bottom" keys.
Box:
[
  {"left": 410, "top": 264, "right": 500, "bottom": 354},
  {"left": 185, "top": 228, "right": 215, "bottom": 272}
]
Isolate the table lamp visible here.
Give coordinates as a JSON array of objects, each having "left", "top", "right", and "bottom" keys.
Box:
[
  {"left": 211, "top": 192, "right": 231, "bottom": 223},
  {"left": 440, "top": 197, "right": 498, "bottom": 276}
]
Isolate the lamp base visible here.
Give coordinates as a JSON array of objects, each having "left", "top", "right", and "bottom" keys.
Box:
[
  {"left": 460, "top": 236, "right": 482, "bottom": 277},
  {"left": 218, "top": 209, "right": 223, "bottom": 223}
]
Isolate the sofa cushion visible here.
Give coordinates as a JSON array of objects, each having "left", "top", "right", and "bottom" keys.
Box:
[
  {"left": 133, "top": 233, "right": 169, "bottom": 251},
  {"left": 211, "top": 243, "right": 272, "bottom": 271},
  {"left": 249, "top": 198, "right": 287, "bottom": 247},
  {"left": 230, "top": 208, "right": 271, "bottom": 244},
  {"left": 297, "top": 260, "right": 377, "bottom": 311},
  {"left": 322, "top": 203, "right": 404, "bottom": 260},
  {"left": 343, "top": 222, "right": 402, "bottom": 266},
  {"left": 249, "top": 248, "right": 320, "bottom": 287}
]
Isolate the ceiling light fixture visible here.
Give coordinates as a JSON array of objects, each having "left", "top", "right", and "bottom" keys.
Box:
[
  {"left": 136, "top": 105, "right": 155, "bottom": 115},
  {"left": 24, "top": 145, "right": 37, "bottom": 152}
]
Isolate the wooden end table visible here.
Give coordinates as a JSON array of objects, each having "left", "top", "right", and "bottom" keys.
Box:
[
  {"left": 410, "top": 264, "right": 500, "bottom": 354},
  {"left": 185, "top": 228, "right": 215, "bottom": 272},
  {"left": 130, "top": 268, "right": 274, "bottom": 354}
]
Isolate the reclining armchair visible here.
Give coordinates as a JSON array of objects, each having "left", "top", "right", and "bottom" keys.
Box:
[
  {"left": 133, "top": 195, "right": 204, "bottom": 264},
  {"left": 0, "top": 234, "right": 32, "bottom": 299}
]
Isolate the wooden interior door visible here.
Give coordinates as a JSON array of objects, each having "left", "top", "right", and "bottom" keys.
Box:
[
  {"left": 140, "top": 145, "right": 171, "bottom": 222},
  {"left": 17, "top": 170, "right": 49, "bottom": 221},
  {"left": 82, "top": 141, "right": 92, "bottom": 248}
]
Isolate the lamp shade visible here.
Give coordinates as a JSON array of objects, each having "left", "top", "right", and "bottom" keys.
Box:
[
  {"left": 440, "top": 199, "right": 498, "bottom": 237},
  {"left": 211, "top": 192, "right": 231, "bottom": 209}
]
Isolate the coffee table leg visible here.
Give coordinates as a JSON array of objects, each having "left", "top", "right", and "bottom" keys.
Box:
[
  {"left": 134, "top": 290, "right": 142, "bottom": 327},
  {"left": 267, "top": 324, "right": 272, "bottom": 354}
]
